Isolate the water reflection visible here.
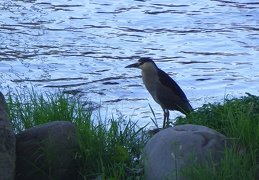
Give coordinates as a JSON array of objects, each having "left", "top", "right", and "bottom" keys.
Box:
[{"left": 0, "top": 0, "right": 258, "bottom": 126}]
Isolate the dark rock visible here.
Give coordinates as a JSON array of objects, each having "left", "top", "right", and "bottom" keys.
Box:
[
  {"left": 0, "top": 92, "right": 16, "bottom": 180},
  {"left": 16, "top": 121, "right": 79, "bottom": 180},
  {"left": 143, "top": 124, "right": 232, "bottom": 180}
]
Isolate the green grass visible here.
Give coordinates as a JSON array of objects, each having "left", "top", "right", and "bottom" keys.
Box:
[
  {"left": 6, "top": 88, "right": 259, "bottom": 179},
  {"left": 7, "top": 88, "right": 149, "bottom": 179},
  {"left": 76, "top": 115, "right": 148, "bottom": 179}
]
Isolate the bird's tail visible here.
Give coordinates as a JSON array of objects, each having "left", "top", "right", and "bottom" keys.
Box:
[{"left": 179, "top": 102, "right": 193, "bottom": 115}]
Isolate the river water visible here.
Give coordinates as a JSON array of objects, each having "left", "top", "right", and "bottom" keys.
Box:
[{"left": 0, "top": 0, "right": 258, "bottom": 127}]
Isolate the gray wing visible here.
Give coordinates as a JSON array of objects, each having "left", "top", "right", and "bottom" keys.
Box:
[{"left": 156, "top": 68, "right": 192, "bottom": 113}]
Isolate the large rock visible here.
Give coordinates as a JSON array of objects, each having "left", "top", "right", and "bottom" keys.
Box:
[
  {"left": 0, "top": 92, "right": 16, "bottom": 180},
  {"left": 143, "top": 124, "right": 232, "bottom": 180},
  {"left": 16, "top": 121, "right": 79, "bottom": 180}
]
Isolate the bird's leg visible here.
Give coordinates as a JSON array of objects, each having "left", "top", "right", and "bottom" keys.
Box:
[
  {"left": 163, "top": 108, "right": 166, "bottom": 129},
  {"left": 166, "top": 109, "right": 170, "bottom": 127},
  {"left": 163, "top": 109, "right": 170, "bottom": 128}
]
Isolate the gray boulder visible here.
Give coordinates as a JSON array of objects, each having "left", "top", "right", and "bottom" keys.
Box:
[
  {"left": 16, "top": 121, "right": 79, "bottom": 180},
  {"left": 0, "top": 92, "right": 16, "bottom": 180},
  {"left": 143, "top": 124, "right": 232, "bottom": 180}
]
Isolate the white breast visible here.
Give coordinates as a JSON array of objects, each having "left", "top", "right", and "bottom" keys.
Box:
[{"left": 141, "top": 69, "right": 160, "bottom": 104}]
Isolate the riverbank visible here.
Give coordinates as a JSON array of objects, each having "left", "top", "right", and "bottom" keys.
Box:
[{"left": 7, "top": 89, "right": 259, "bottom": 179}]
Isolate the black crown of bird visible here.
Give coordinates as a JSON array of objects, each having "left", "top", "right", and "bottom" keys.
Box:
[{"left": 125, "top": 57, "right": 193, "bottom": 128}]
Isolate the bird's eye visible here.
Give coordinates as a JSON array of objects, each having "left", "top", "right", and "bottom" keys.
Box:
[{"left": 139, "top": 62, "right": 144, "bottom": 66}]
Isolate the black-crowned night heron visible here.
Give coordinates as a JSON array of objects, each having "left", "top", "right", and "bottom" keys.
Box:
[{"left": 125, "top": 57, "right": 193, "bottom": 128}]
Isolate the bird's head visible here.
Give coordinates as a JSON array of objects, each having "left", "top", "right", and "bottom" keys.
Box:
[{"left": 125, "top": 57, "right": 157, "bottom": 71}]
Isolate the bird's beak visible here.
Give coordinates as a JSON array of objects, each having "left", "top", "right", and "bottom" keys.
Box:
[{"left": 125, "top": 62, "right": 140, "bottom": 68}]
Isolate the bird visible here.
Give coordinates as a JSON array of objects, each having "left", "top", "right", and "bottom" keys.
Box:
[{"left": 125, "top": 57, "right": 193, "bottom": 128}]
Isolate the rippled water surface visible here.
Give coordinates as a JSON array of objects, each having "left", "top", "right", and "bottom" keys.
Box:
[{"left": 0, "top": 0, "right": 258, "bottom": 126}]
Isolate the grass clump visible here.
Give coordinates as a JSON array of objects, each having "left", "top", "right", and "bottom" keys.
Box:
[
  {"left": 76, "top": 116, "right": 148, "bottom": 179},
  {"left": 174, "top": 93, "right": 259, "bottom": 179},
  {"left": 7, "top": 88, "right": 149, "bottom": 179},
  {"left": 7, "top": 88, "right": 83, "bottom": 132}
]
